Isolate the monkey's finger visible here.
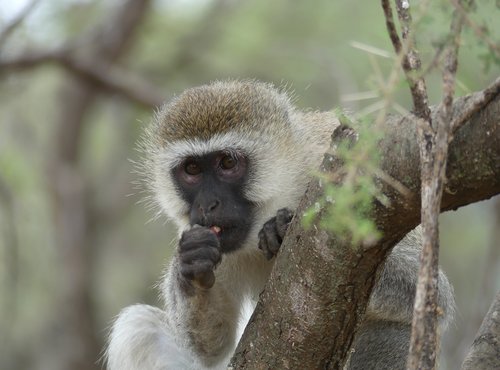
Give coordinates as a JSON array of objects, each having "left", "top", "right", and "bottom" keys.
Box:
[
  {"left": 276, "top": 208, "right": 294, "bottom": 239},
  {"left": 257, "top": 229, "right": 272, "bottom": 260},
  {"left": 179, "top": 230, "right": 219, "bottom": 252},
  {"left": 180, "top": 260, "right": 216, "bottom": 284},
  {"left": 263, "top": 221, "right": 281, "bottom": 254},
  {"left": 259, "top": 221, "right": 279, "bottom": 260},
  {"left": 179, "top": 246, "right": 221, "bottom": 266},
  {"left": 193, "top": 270, "right": 216, "bottom": 290}
]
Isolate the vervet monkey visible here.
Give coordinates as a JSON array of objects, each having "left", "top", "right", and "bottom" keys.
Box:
[{"left": 106, "top": 80, "right": 455, "bottom": 370}]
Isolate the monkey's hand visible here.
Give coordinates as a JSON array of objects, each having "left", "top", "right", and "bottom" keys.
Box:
[
  {"left": 258, "top": 208, "right": 294, "bottom": 260},
  {"left": 178, "top": 225, "right": 222, "bottom": 292}
]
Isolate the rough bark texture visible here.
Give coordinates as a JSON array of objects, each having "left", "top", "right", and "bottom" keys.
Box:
[
  {"left": 408, "top": 6, "right": 464, "bottom": 368},
  {"left": 229, "top": 93, "right": 500, "bottom": 369},
  {"left": 461, "top": 292, "right": 500, "bottom": 370}
]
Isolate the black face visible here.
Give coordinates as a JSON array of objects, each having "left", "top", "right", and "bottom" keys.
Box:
[{"left": 172, "top": 149, "right": 254, "bottom": 253}]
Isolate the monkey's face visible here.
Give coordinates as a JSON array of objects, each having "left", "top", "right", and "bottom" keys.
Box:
[
  {"left": 145, "top": 81, "right": 312, "bottom": 253},
  {"left": 171, "top": 148, "right": 254, "bottom": 253}
]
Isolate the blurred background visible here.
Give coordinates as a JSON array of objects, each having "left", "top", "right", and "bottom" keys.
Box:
[{"left": 0, "top": 1, "right": 498, "bottom": 369}]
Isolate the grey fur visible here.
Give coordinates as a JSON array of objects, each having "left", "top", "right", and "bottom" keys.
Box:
[{"left": 347, "top": 228, "right": 455, "bottom": 369}]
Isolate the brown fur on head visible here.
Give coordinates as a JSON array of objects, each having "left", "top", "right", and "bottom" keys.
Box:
[{"left": 151, "top": 80, "right": 294, "bottom": 146}]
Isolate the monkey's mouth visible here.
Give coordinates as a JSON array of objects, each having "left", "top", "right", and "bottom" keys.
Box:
[
  {"left": 209, "top": 225, "right": 238, "bottom": 243},
  {"left": 209, "top": 225, "right": 222, "bottom": 237},
  {"left": 209, "top": 225, "right": 238, "bottom": 235},
  {"left": 206, "top": 223, "right": 249, "bottom": 253}
]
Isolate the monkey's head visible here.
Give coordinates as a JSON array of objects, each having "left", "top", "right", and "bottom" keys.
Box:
[{"left": 142, "top": 80, "right": 316, "bottom": 253}]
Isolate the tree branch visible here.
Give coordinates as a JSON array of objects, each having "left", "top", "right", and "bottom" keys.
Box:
[
  {"left": 392, "top": 0, "right": 432, "bottom": 124},
  {"left": 0, "top": 49, "right": 163, "bottom": 109},
  {"left": 406, "top": 3, "right": 465, "bottom": 368},
  {"left": 381, "top": 0, "right": 402, "bottom": 54},
  {"left": 230, "top": 90, "right": 500, "bottom": 369},
  {"left": 451, "top": 76, "right": 500, "bottom": 133}
]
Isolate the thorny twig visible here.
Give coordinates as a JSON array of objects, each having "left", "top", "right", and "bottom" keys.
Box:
[
  {"left": 381, "top": 1, "right": 470, "bottom": 369},
  {"left": 383, "top": 0, "right": 432, "bottom": 124},
  {"left": 451, "top": 76, "right": 500, "bottom": 135}
]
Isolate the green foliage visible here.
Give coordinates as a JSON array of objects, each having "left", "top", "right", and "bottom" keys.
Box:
[{"left": 303, "top": 111, "right": 385, "bottom": 245}]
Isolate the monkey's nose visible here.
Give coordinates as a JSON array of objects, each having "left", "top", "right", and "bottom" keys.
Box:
[
  {"left": 199, "top": 200, "right": 220, "bottom": 216},
  {"left": 207, "top": 200, "right": 220, "bottom": 212}
]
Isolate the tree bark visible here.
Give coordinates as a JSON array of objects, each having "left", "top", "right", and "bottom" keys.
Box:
[
  {"left": 461, "top": 292, "right": 500, "bottom": 370},
  {"left": 407, "top": 5, "right": 463, "bottom": 367},
  {"left": 230, "top": 92, "right": 500, "bottom": 369}
]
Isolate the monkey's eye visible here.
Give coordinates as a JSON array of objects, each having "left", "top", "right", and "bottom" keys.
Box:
[
  {"left": 220, "top": 155, "right": 237, "bottom": 170},
  {"left": 184, "top": 161, "right": 201, "bottom": 175}
]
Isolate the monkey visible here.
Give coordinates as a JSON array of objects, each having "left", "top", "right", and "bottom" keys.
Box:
[{"left": 106, "top": 80, "right": 455, "bottom": 370}]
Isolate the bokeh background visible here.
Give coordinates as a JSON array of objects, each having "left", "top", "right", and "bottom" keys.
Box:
[{"left": 0, "top": 1, "right": 498, "bottom": 369}]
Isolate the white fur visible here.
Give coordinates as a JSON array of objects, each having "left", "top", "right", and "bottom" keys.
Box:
[{"left": 106, "top": 305, "right": 206, "bottom": 370}]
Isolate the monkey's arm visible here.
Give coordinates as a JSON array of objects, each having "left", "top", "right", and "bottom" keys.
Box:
[
  {"left": 159, "top": 226, "right": 241, "bottom": 367},
  {"left": 160, "top": 256, "right": 240, "bottom": 366},
  {"left": 106, "top": 227, "right": 240, "bottom": 370}
]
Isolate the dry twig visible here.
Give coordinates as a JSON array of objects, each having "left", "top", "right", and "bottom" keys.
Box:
[
  {"left": 381, "top": 1, "right": 469, "bottom": 369},
  {"left": 451, "top": 76, "right": 500, "bottom": 134},
  {"left": 383, "top": 0, "right": 432, "bottom": 123}
]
